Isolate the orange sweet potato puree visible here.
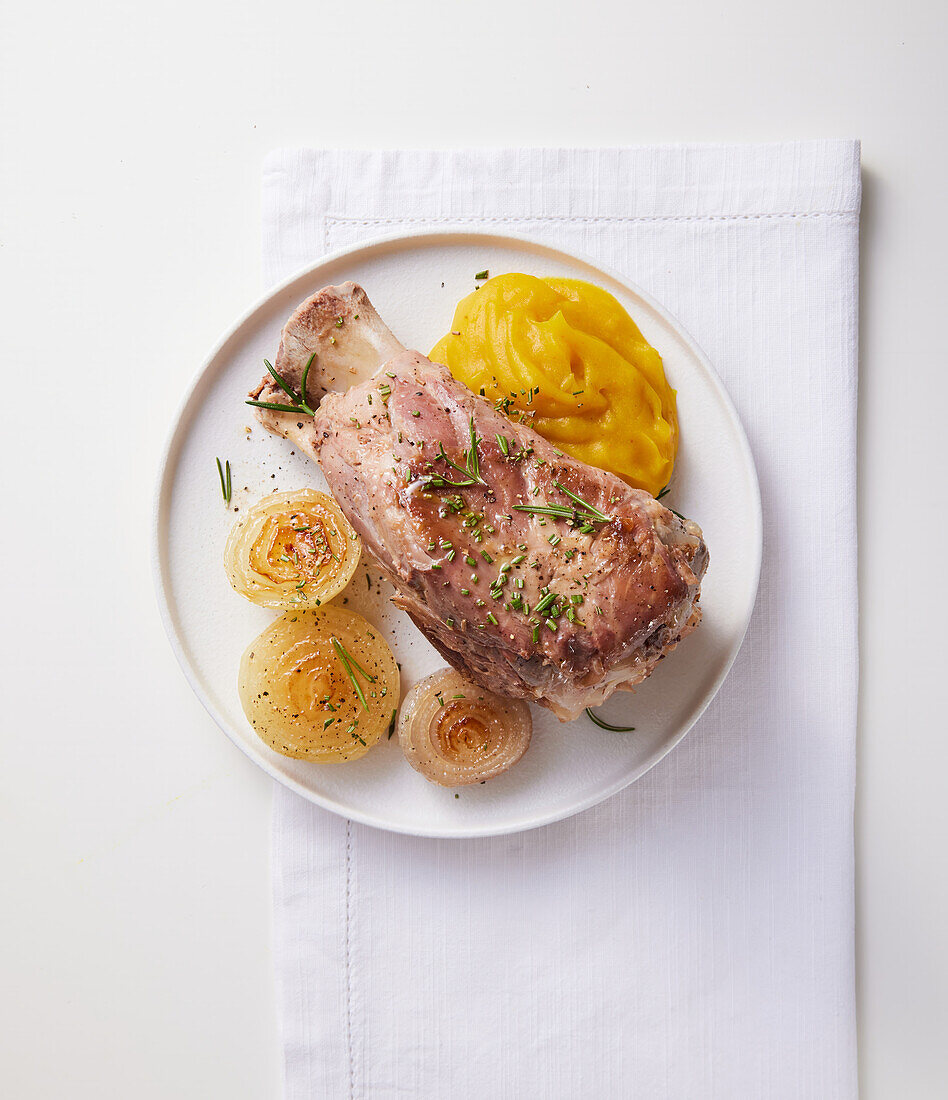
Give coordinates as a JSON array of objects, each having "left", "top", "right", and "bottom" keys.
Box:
[{"left": 430, "top": 273, "right": 678, "bottom": 496}]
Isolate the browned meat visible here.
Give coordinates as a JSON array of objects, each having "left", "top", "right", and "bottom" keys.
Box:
[{"left": 250, "top": 286, "right": 708, "bottom": 721}]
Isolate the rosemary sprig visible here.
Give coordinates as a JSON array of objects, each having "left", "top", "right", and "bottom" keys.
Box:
[
  {"left": 331, "top": 636, "right": 376, "bottom": 712},
  {"left": 245, "top": 355, "right": 317, "bottom": 417},
  {"left": 655, "top": 484, "right": 686, "bottom": 520},
  {"left": 512, "top": 504, "right": 581, "bottom": 520},
  {"left": 215, "top": 458, "right": 232, "bottom": 504},
  {"left": 337, "top": 640, "right": 376, "bottom": 684},
  {"left": 514, "top": 479, "right": 613, "bottom": 530},
  {"left": 585, "top": 707, "right": 635, "bottom": 732},
  {"left": 427, "top": 416, "right": 486, "bottom": 489},
  {"left": 386, "top": 708, "right": 397, "bottom": 739},
  {"left": 553, "top": 481, "right": 612, "bottom": 522}
]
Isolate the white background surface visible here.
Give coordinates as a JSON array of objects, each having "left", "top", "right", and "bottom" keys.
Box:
[{"left": 1, "top": 1, "right": 945, "bottom": 1096}]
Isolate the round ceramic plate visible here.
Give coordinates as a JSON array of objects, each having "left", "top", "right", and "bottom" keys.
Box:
[{"left": 154, "top": 231, "right": 761, "bottom": 838}]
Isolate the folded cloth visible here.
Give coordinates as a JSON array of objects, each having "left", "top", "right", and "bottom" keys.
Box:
[{"left": 264, "top": 143, "right": 860, "bottom": 1100}]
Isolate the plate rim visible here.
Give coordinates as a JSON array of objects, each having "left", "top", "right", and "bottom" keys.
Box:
[{"left": 152, "top": 227, "right": 762, "bottom": 838}]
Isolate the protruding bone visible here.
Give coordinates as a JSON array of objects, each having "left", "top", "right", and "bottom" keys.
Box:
[{"left": 249, "top": 282, "right": 406, "bottom": 437}]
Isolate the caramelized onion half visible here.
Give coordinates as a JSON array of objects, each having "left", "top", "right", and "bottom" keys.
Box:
[
  {"left": 225, "top": 489, "right": 360, "bottom": 609},
  {"left": 397, "top": 668, "right": 532, "bottom": 786},
  {"left": 239, "top": 607, "right": 399, "bottom": 762}
]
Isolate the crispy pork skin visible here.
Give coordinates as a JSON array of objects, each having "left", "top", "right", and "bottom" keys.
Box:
[{"left": 250, "top": 289, "right": 707, "bottom": 721}]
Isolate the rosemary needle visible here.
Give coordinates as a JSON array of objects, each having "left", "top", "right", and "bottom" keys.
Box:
[
  {"left": 216, "top": 457, "right": 232, "bottom": 504},
  {"left": 331, "top": 636, "right": 375, "bottom": 712},
  {"left": 655, "top": 484, "right": 687, "bottom": 519},
  {"left": 340, "top": 645, "right": 377, "bottom": 684},
  {"left": 245, "top": 398, "right": 311, "bottom": 414},
  {"left": 585, "top": 707, "right": 635, "bottom": 732},
  {"left": 299, "top": 352, "right": 316, "bottom": 408}
]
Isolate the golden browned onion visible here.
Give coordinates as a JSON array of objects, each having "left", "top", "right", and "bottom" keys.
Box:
[
  {"left": 397, "top": 668, "right": 532, "bottom": 786},
  {"left": 239, "top": 606, "right": 399, "bottom": 762},
  {"left": 225, "top": 489, "right": 360, "bottom": 609}
]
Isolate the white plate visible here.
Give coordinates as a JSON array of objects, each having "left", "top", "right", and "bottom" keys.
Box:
[{"left": 154, "top": 231, "right": 761, "bottom": 838}]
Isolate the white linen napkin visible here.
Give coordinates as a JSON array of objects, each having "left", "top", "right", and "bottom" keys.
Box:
[{"left": 264, "top": 143, "right": 860, "bottom": 1100}]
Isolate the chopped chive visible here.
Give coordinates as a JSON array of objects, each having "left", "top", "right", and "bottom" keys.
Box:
[{"left": 534, "top": 592, "right": 556, "bottom": 615}]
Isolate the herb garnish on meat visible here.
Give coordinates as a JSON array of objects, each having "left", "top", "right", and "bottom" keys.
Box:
[{"left": 246, "top": 355, "right": 317, "bottom": 416}]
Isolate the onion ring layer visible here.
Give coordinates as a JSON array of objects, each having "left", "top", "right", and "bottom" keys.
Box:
[
  {"left": 225, "top": 489, "right": 360, "bottom": 610},
  {"left": 239, "top": 607, "right": 398, "bottom": 762},
  {"left": 397, "top": 668, "right": 532, "bottom": 786}
]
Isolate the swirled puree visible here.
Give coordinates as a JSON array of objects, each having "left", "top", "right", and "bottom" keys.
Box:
[{"left": 430, "top": 273, "right": 678, "bottom": 496}]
